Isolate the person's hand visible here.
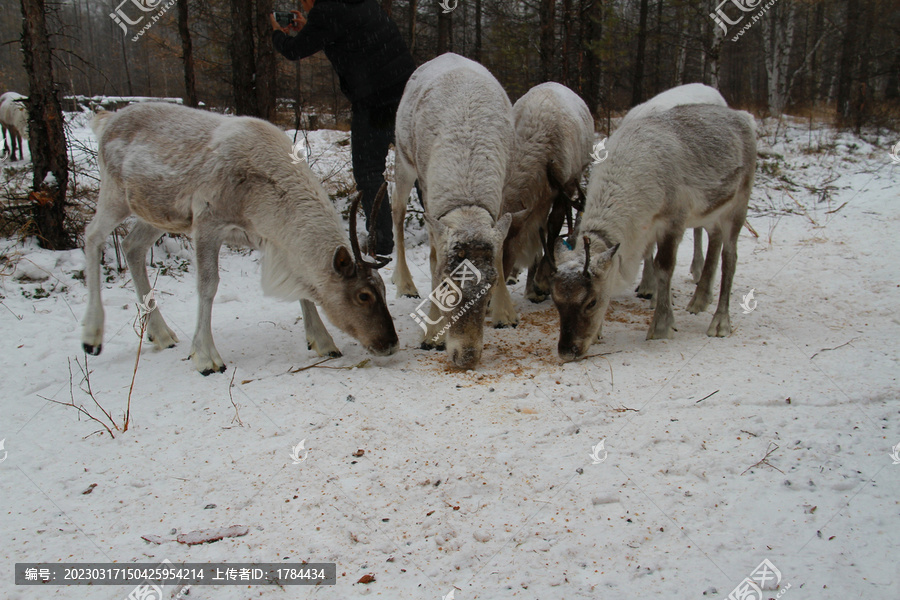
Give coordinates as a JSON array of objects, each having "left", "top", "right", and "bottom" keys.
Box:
[
  {"left": 269, "top": 12, "right": 287, "bottom": 33},
  {"left": 288, "top": 10, "right": 306, "bottom": 32}
]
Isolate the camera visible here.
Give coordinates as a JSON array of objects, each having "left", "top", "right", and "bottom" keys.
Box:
[{"left": 273, "top": 11, "right": 296, "bottom": 27}]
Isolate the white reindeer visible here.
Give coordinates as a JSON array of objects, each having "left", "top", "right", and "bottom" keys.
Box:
[
  {"left": 0, "top": 92, "right": 28, "bottom": 161},
  {"left": 623, "top": 83, "right": 728, "bottom": 295},
  {"left": 488, "top": 82, "right": 594, "bottom": 328},
  {"left": 82, "top": 103, "right": 398, "bottom": 375},
  {"left": 548, "top": 104, "right": 757, "bottom": 362},
  {"left": 391, "top": 53, "right": 513, "bottom": 369}
]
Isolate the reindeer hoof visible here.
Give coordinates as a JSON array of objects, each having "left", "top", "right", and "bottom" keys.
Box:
[
  {"left": 493, "top": 321, "right": 517, "bottom": 329},
  {"left": 327, "top": 350, "right": 342, "bottom": 358},
  {"left": 83, "top": 343, "right": 102, "bottom": 356},
  {"left": 636, "top": 291, "right": 653, "bottom": 300},
  {"left": 200, "top": 364, "right": 227, "bottom": 376},
  {"left": 402, "top": 293, "right": 420, "bottom": 299},
  {"left": 420, "top": 341, "right": 445, "bottom": 351}
]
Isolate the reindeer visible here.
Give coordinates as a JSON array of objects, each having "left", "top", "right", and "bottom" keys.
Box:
[
  {"left": 0, "top": 92, "right": 28, "bottom": 161},
  {"left": 82, "top": 103, "right": 397, "bottom": 375},
  {"left": 488, "top": 82, "right": 594, "bottom": 328},
  {"left": 390, "top": 53, "right": 513, "bottom": 369},
  {"left": 547, "top": 104, "right": 757, "bottom": 362},
  {"left": 623, "top": 83, "right": 729, "bottom": 296}
]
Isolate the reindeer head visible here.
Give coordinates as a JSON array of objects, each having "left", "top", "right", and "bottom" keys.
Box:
[
  {"left": 547, "top": 234, "right": 619, "bottom": 362},
  {"left": 425, "top": 207, "right": 511, "bottom": 369},
  {"left": 320, "top": 188, "right": 398, "bottom": 356}
]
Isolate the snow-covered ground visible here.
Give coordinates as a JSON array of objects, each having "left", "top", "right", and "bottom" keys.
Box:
[{"left": 1, "top": 114, "right": 898, "bottom": 600}]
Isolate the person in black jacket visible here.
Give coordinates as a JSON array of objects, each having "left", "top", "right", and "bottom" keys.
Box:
[{"left": 270, "top": 0, "right": 415, "bottom": 256}]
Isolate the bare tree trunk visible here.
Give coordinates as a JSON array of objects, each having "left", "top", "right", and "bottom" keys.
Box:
[
  {"left": 474, "top": 0, "right": 482, "bottom": 62},
  {"left": 230, "top": 0, "right": 258, "bottom": 116},
  {"left": 631, "top": 0, "right": 650, "bottom": 105},
  {"left": 437, "top": 3, "right": 451, "bottom": 54},
  {"left": 20, "top": 0, "right": 72, "bottom": 249},
  {"left": 761, "top": 0, "right": 796, "bottom": 114},
  {"left": 381, "top": 0, "right": 393, "bottom": 17},
  {"left": 408, "top": 0, "right": 417, "bottom": 59},
  {"left": 255, "top": 0, "right": 277, "bottom": 121},
  {"left": 562, "top": 0, "right": 572, "bottom": 88},
  {"left": 652, "top": 0, "right": 662, "bottom": 95},
  {"left": 178, "top": 0, "right": 198, "bottom": 107},
  {"left": 583, "top": 0, "right": 602, "bottom": 116},
  {"left": 539, "top": 0, "right": 556, "bottom": 81},
  {"left": 708, "top": 20, "right": 726, "bottom": 90},
  {"left": 836, "top": 0, "right": 860, "bottom": 125}
]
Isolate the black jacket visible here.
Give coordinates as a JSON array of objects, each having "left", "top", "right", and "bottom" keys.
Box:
[{"left": 272, "top": 0, "right": 415, "bottom": 107}]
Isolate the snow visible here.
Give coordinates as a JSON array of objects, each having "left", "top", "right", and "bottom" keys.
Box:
[{"left": 0, "top": 114, "right": 899, "bottom": 600}]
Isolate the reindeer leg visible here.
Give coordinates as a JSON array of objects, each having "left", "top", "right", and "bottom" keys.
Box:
[
  {"left": 301, "top": 299, "right": 341, "bottom": 357},
  {"left": 489, "top": 239, "right": 519, "bottom": 328},
  {"left": 524, "top": 255, "right": 546, "bottom": 303},
  {"left": 420, "top": 244, "right": 446, "bottom": 350},
  {"left": 636, "top": 242, "right": 656, "bottom": 299},
  {"left": 690, "top": 227, "right": 705, "bottom": 284},
  {"left": 81, "top": 185, "right": 131, "bottom": 356},
  {"left": 687, "top": 227, "right": 722, "bottom": 314},
  {"left": 707, "top": 216, "right": 741, "bottom": 337},
  {"left": 647, "top": 230, "right": 681, "bottom": 340},
  {"left": 391, "top": 154, "right": 420, "bottom": 298},
  {"left": 123, "top": 221, "right": 178, "bottom": 349},
  {"left": 190, "top": 225, "right": 226, "bottom": 375}
]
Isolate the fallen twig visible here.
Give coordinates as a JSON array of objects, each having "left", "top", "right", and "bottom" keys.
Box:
[
  {"left": 288, "top": 357, "right": 370, "bottom": 374},
  {"left": 741, "top": 442, "right": 784, "bottom": 475},
  {"left": 695, "top": 390, "right": 719, "bottom": 404},
  {"left": 810, "top": 338, "right": 857, "bottom": 360},
  {"left": 228, "top": 369, "right": 244, "bottom": 427}
]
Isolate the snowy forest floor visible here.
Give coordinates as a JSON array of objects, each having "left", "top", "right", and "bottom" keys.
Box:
[{"left": 1, "top": 113, "right": 899, "bottom": 600}]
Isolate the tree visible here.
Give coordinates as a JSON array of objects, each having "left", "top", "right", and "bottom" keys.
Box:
[
  {"left": 540, "top": 0, "right": 556, "bottom": 81},
  {"left": 255, "top": 0, "right": 276, "bottom": 121},
  {"left": 836, "top": 0, "right": 861, "bottom": 125},
  {"left": 437, "top": 2, "right": 452, "bottom": 54},
  {"left": 230, "top": 0, "right": 258, "bottom": 116},
  {"left": 178, "top": 0, "right": 198, "bottom": 107},
  {"left": 631, "top": 0, "right": 650, "bottom": 105},
  {"left": 20, "top": 0, "right": 72, "bottom": 250}
]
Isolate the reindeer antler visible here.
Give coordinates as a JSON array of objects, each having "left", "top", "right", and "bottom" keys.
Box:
[
  {"left": 582, "top": 235, "right": 591, "bottom": 277},
  {"left": 349, "top": 187, "right": 392, "bottom": 270}
]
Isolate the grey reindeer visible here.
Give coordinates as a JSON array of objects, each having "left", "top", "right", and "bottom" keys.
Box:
[
  {"left": 82, "top": 103, "right": 397, "bottom": 375},
  {"left": 547, "top": 104, "right": 757, "bottom": 362},
  {"left": 391, "top": 53, "right": 513, "bottom": 369}
]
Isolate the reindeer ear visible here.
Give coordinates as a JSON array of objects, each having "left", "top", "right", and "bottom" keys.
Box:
[
  {"left": 494, "top": 212, "right": 513, "bottom": 241},
  {"left": 503, "top": 208, "right": 527, "bottom": 241},
  {"left": 587, "top": 243, "right": 620, "bottom": 275},
  {"left": 332, "top": 246, "right": 357, "bottom": 278}
]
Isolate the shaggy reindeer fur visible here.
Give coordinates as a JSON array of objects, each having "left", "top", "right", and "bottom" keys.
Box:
[
  {"left": 82, "top": 103, "right": 397, "bottom": 375},
  {"left": 624, "top": 84, "right": 729, "bottom": 294},
  {"left": 488, "top": 82, "right": 593, "bottom": 328},
  {"left": 550, "top": 104, "right": 757, "bottom": 362},
  {"left": 391, "top": 53, "right": 513, "bottom": 368},
  {"left": 0, "top": 92, "right": 28, "bottom": 162}
]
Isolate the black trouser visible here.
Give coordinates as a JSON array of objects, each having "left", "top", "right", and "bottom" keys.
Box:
[{"left": 351, "top": 101, "right": 398, "bottom": 255}]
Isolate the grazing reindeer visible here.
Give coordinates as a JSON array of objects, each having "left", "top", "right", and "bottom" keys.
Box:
[
  {"left": 391, "top": 53, "right": 513, "bottom": 368},
  {"left": 548, "top": 104, "right": 757, "bottom": 362},
  {"left": 0, "top": 92, "right": 28, "bottom": 161},
  {"left": 82, "top": 103, "right": 397, "bottom": 375},
  {"left": 624, "top": 83, "right": 729, "bottom": 295},
  {"left": 488, "top": 82, "right": 593, "bottom": 328}
]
